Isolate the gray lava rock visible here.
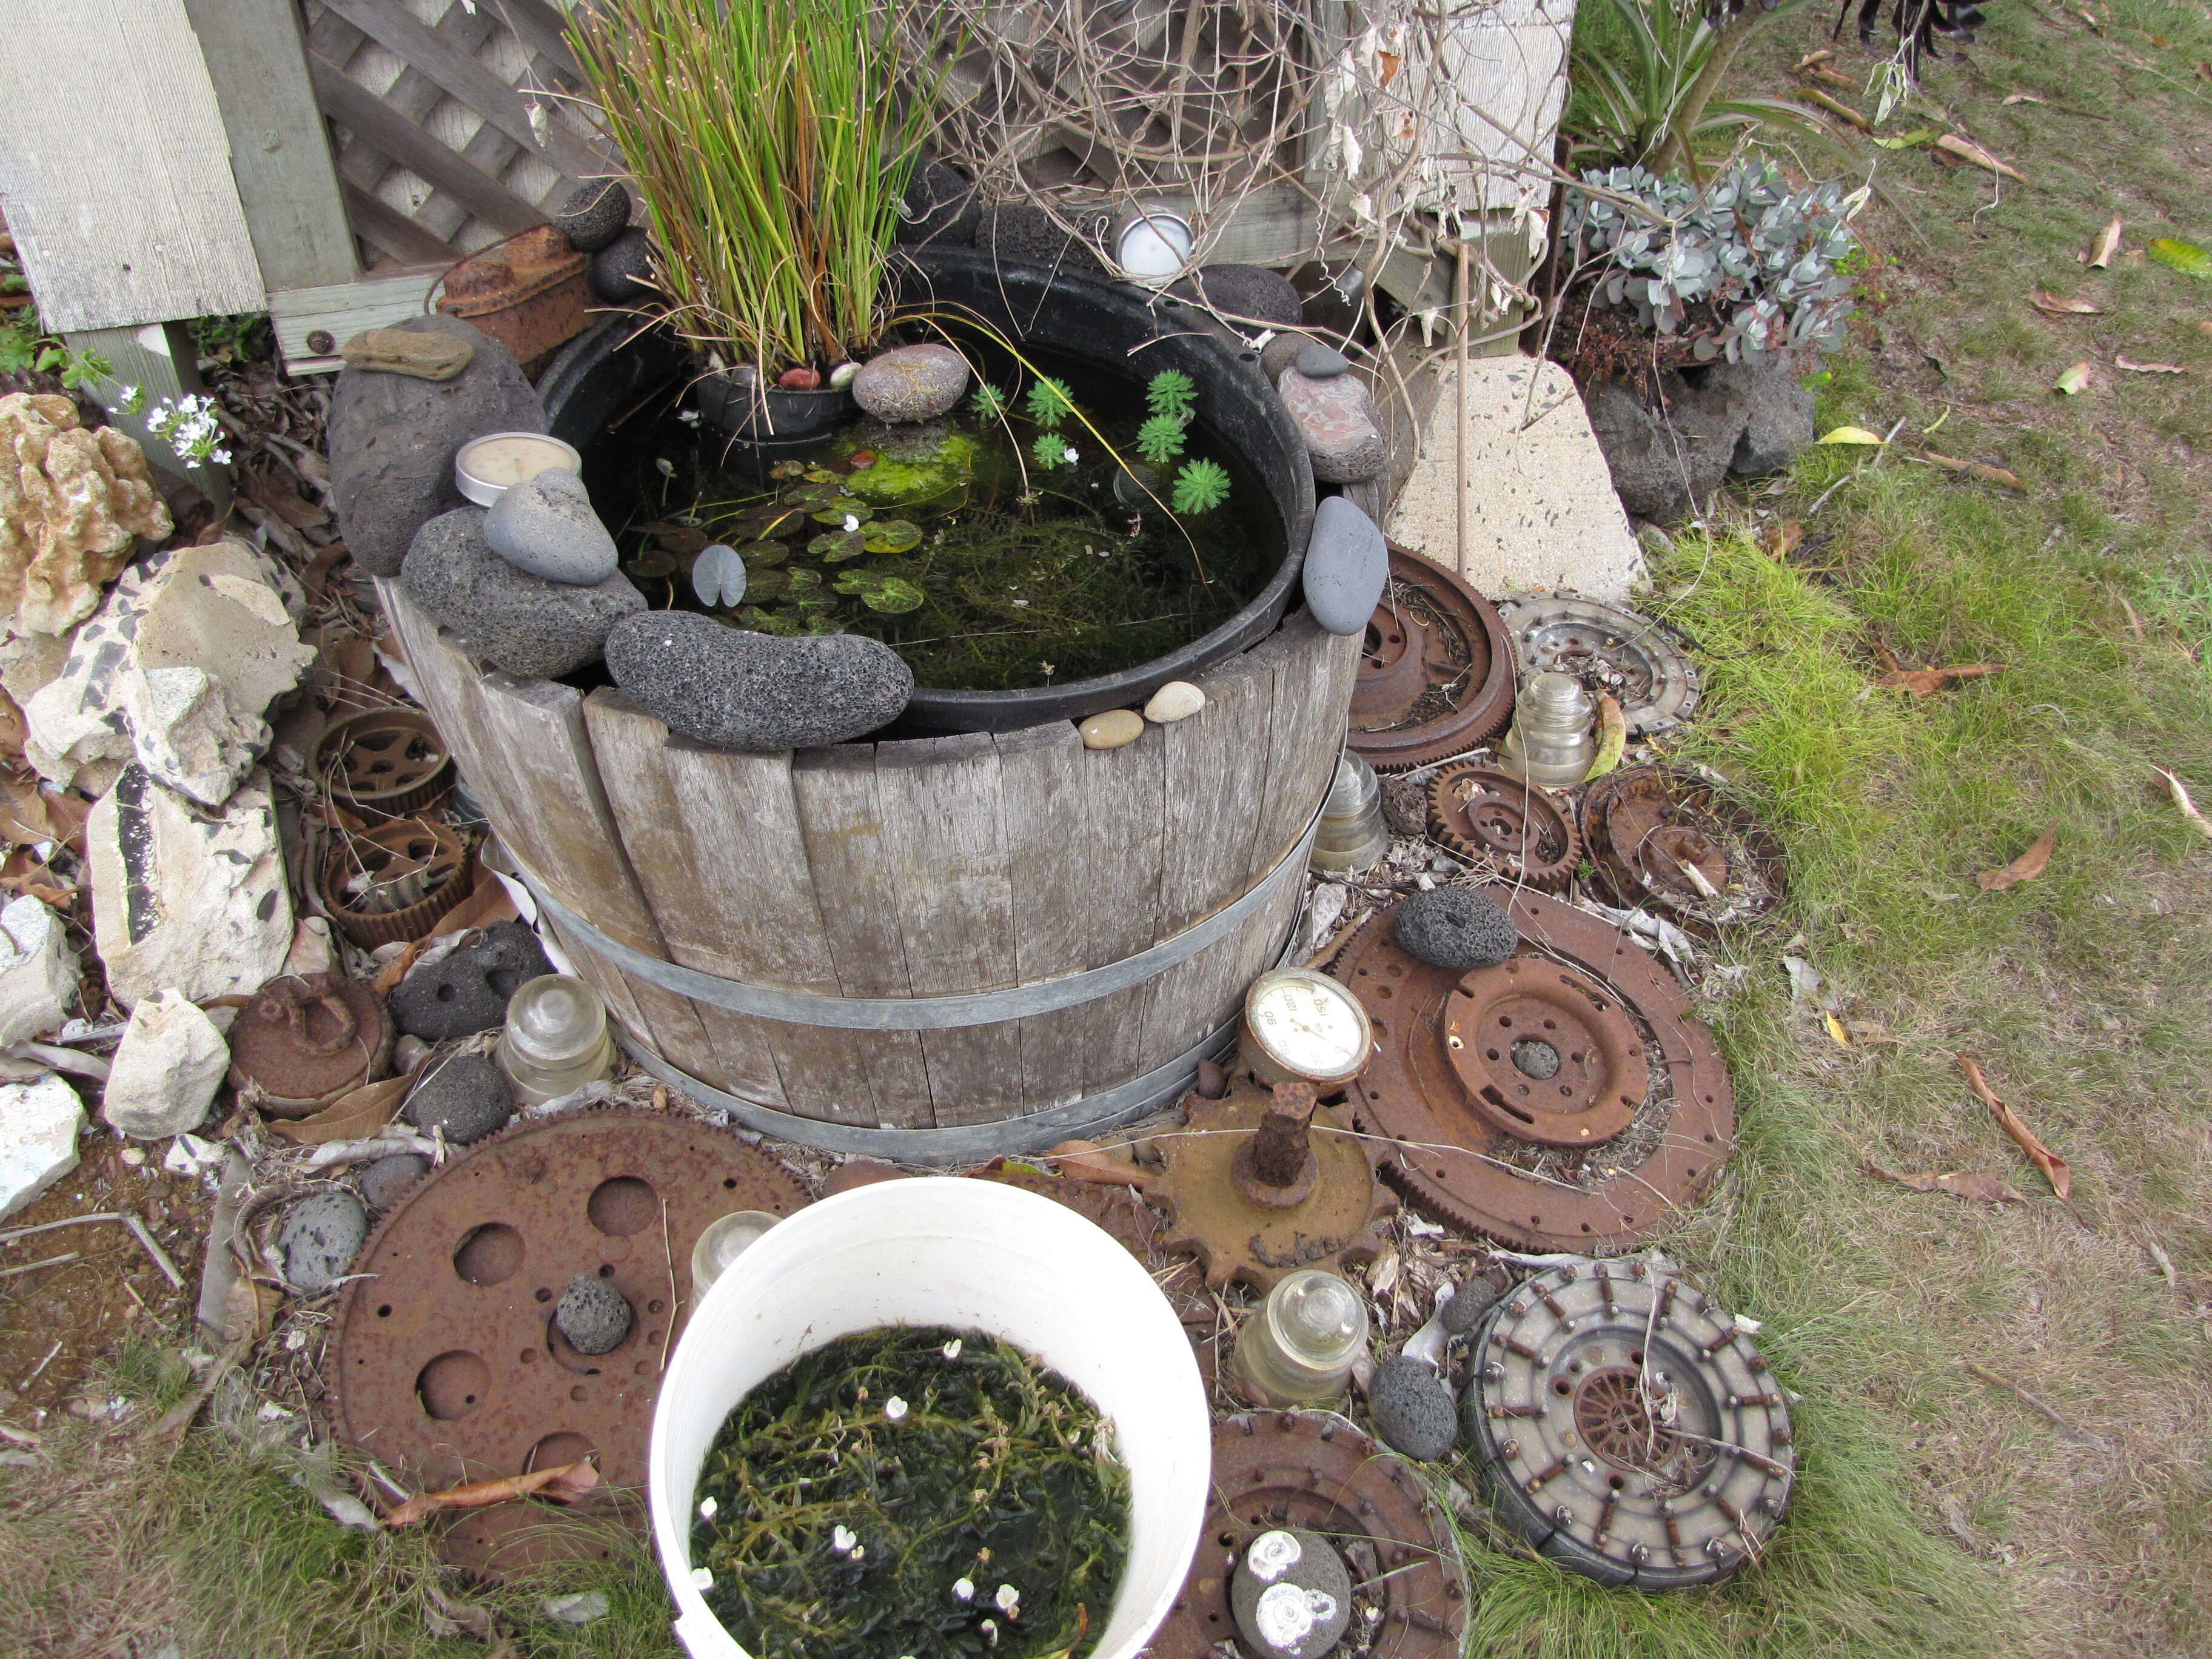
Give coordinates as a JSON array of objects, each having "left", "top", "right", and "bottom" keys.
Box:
[
  {"left": 1229, "top": 1529, "right": 1353, "bottom": 1659},
  {"left": 402, "top": 508, "right": 643, "bottom": 678},
  {"left": 1295, "top": 342, "right": 1350, "bottom": 379},
  {"left": 851, "top": 343, "right": 971, "bottom": 424},
  {"left": 1394, "top": 887, "right": 1518, "bottom": 971},
  {"left": 977, "top": 205, "right": 1108, "bottom": 278},
  {"left": 1441, "top": 1273, "right": 1501, "bottom": 1336},
  {"left": 329, "top": 315, "right": 545, "bottom": 577},
  {"left": 1583, "top": 369, "right": 1753, "bottom": 525},
  {"left": 551, "top": 178, "right": 631, "bottom": 253},
  {"left": 1369, "top": 1353, "right": 1458, "bottom": 1462},
  {"left": 1168, "top": 264, "right": 1304, "bottom": 329},
  {"left": 389, "top": 921, "right": 554, "bottom": 1041},
  {"left": 401, "top": 1053, "right": 515, "bottom": 1147},
  {"left": 279, "top": 1189, "right": 369, "bottom": 1293},
  {"left": 605, "top": 611, "right": 913, "bottom": 752},
  {"left": 896, "top": 159, "right": 980, "bottom": 249},
  {"left": 1725, "top": 361, "right": 1818, "bottom": 478},
  {"left": 1301, "top": 496, "right": 1387, "bottom": 635},
  {"left": 591, "top": 228, "right": 657, "bottom": 305},
  {"left": 1512, "top": 1037, "right": 1562, "bottom": 1079},
  {"left": 483, "top": 466, "right": 618, "bottom": 585},
  {"left": 557, "top": 1272, "right": 633, "bottom": 1355},
  {"left": 358, "top": 1152, "right": 431, "bottom": 1212}
]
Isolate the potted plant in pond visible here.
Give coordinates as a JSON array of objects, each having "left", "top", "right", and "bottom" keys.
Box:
[{"left": 566, "top": 0, "right": 936, "bottom": 438}]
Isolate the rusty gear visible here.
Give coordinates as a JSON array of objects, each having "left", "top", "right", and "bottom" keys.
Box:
[
  {"left": 227, "top": 972, "right": 394, "bottom": 1117},
  {"left": 1350, "top": 548, "right": 1517, "bottom": 773},
  {"left": 1580, "top": 765, "right": 1785, "bottom": 927},
  {"left": 330, "top": 1108, "right": 808, "bottom": 1520},
  {"left": 1462, "top": 1258, "right": 1793, "bottom": 1589},
  {"left": 315, "top": 706, "right": 455, "bottom": 819},
  {"left": 1496, "top": 594, "right": 1699, "bottom": 738},
  {"left": 1425, "top": 760, "right": 1581, "bottom": 887},
  {"left": 1154, "top": 1410, "right": 1467, "bottom": 1659},
  {"left": 1334, "top": 890, "right": 1733, "bottom": 1250},
  {"left": 321, "top": 817, "right": 476, "bottom": 949},
  {"left": 1154, "top": 1077, "right": 1396, "bottom": 1293}
]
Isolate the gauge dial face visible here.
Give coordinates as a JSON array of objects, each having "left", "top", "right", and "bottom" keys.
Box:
[{"left": 1246, "top": 970, "right": 1372, "bottom": 1081}]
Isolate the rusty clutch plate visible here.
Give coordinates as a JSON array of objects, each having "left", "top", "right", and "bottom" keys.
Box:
[
  {"left": 1497, "top": 594, "right": 1698, "bottom": 738},
  {"left": 330, "top": 1108, "right": 808, "bottom": 1500},
  {"left": 1153, "top": 1410, "right": 1468, "bottom": 1659},
  {"left": 1462, "top": 1257, "right": 1794, "bottom": 1589},
  {"left": 1350, "top": 548, "right": 1517, "bottom": 772},
  {"left": 1333, "top": 889, "right": 1732, "bottom": 1250},
  {"left": 1580, "top": 765, "right": 1785, "bottom": 927}
]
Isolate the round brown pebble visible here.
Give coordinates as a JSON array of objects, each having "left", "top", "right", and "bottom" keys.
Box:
[{"left": 1079, "top": 709, "right": 1144, "bottom": 749}]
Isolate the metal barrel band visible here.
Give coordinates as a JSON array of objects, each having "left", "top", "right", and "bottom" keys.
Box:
[{"left": 506, "top": 803, "right": 1322, "bottom": 1033}]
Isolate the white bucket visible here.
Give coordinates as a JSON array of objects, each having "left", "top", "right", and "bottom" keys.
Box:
[{"left": 648, "top": 1178, "right": 1212, "bottom": 1659}]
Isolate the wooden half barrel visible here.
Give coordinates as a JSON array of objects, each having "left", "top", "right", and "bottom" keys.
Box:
[{"left": 378, "top": 582, "right": 1359, "bottom": 1159}]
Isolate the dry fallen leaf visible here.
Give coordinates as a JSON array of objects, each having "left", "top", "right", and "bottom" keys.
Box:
[
  {"left": 2002, "top": 91, "right": 2048, "bottom": 105},
  {"left": 2029, "top": 288, "right": 2104, "bottom": 315},
  {"left": 1921, "top": 452, "right": 2025, "bottom": 490},
  {"left": 1957, "top": 1056, "right": 2073, "bottom": 1202},
  {"left": 1875, "top": 662, "right": 2006, "bottom": 695},
  {"left": 1823, "top": 1011, "right": 1851, "bottom": 1047},
  {"left": 2150, "top": 765, "right": 2212, "bottom": 839},
  {"left": 1866, "top": 1163, "right": 2029, "bottom": 1204},
  {"left": 1818, "top": 425, "right": 1888, "bottom": 446},
  {"left": 2116, "top": 355, "right": 2185, "bottom": 373},
  {"left": 2055, "top": 361, "right": 2093, "bottom": 395},
  {"left": 1976, "top": 825, "right": 2056, "bottom": 891},
  {"left": 2090, "top": 216, "right": 2123, "bottom": 268},
  {"left": 1934, "top": 133, "right": 2028, "bottom": 181},
  {"left": 1045, "top": 1139, "right": 1151, "bottom": 1188},
  {"left": 1761, "top": 518, "right": 1804, "bottom": 557},
  {"left": 386, "top": 1461, "right": 600, "bottom": 1527}
]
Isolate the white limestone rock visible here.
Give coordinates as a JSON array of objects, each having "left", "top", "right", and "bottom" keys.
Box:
[
  {"left": 101, "top": 988, "right": 229, "bottom": 1139},
  {"left": 0, "top": 1073, "right": 84, "bottom": 1220},
  {"left": 87, "top": 765, "right": 294, "bottom": 1012},
  {"left": 0, "top": 894, "right": 79, "bottom": 1046}
]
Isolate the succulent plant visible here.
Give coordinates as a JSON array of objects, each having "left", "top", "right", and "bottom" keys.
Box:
[{"left": 1561, "top": 159, "right": 1865, "bottom": 366}]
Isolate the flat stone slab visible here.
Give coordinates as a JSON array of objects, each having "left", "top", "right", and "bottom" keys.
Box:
[{"left": 1384, "top": 356, "right": 1646, "bottom": 603}]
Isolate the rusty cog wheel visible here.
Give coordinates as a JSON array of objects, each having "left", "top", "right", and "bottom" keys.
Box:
[
  {"left": 1425, "top": 760, "right": 1582, "bottom": 887},
  {"left": 315, "top": 707, "right": 455, "bottom": 820},
  {"left": 1497, "top": 594, "right": 1699, "bottom": 738},
  {"left": 1461, "top": 1258, "right": 1794, "bottom": 1589},
  {"left": 1580, "top": 765, "right": 1785, "bottom": 927},
  {"left": 330, "top": 1107, "right": 808, "bottom": 1570},
  {"left": 1153, "top": 1410, "right": 1468, "bottom": 1659},
  {"left": 1153, "top": 1078, "right": 1396, "bottom": 1294},
  {"left": 1350, "top": 547, "right": 1517, "bottom": 773},
  {"left": 1332, "top": 890, "right": 1733, "bottom": 1250}
]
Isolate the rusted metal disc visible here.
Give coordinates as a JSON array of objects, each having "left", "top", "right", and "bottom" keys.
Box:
[
  {"left": 1333, "top": 890, "right": 1732, "bottom": 1250},
  {"left": 1580, "top": 765, "right": 1785, "bottom": 927},
  {"left": 1154, "top": 1410, "right": 1467, "bottom": 1659},
  {"left": 228, "top": 972, "right": 395, "bottom": 1116},
  {"left": 1154, "top": 1079, "right": 1396, "bottom": 1293},
  {"left": 1462, "top": 1258, "right": 1793, "bottom": 1589},
  {"left": 330, "top": 1108, "right": 808, "bottom": 1505},
  {"left": 1443, "top": 958, "right": 1648, "bottom": 1148},
  {"left": 315, "top": 706, "right": 455, "bottom": 819},
  {"left": 1349, "top": 548, "right": 1516, "bottom": 773},
  {"left": 1496, "top": 594, "right": 1698, "bottom": 738},
  {"left": 321, "top": 817, "right": 477, "bottom": 948},
  {"left": 1425, "top": 760, "right": 1581, "bottom": 887}
]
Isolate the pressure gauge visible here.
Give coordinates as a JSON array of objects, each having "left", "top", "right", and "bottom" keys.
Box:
[{"left": 1238, "top": 968, "right": 1374, "bottom": 1089}]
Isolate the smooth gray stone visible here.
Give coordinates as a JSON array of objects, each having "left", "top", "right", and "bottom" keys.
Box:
[
  {"left": 389, "top": 922, "right": 554, "bottom": 1041},
  {"left": 401, "top": 1053, "right": 515, "bottom": 1147},
  {"left": 279, "top": 1189, "right": 369, "bottom": 1293},
  {"left": 1394, "top": 887, "right": 1518, "bottom": 971},
  {"left": 329, "top": 315, "right": 544, "bottom": 577},
  {"left": 1369, "top": 1353, "right": 1459, "bottom": 1462},
  {"left": 1294, "top": 342, "right": 1351, "bottom": 378},
  {"left": 358, "top": 1152, "right": 431, "bottom": 1212},
  {"left": 483, "top": 466, "right": 618, "bottom": 585},
  {"left": 851, "top": 344, "right": 971, "bottom": 424},
  {"left": 1301, "top": 495, "right": 1387, "bottom": 635},
  {"left": 402, "top": 508, "right": 643, "bottom": 679},
  {"left": 605, "top": 611, "right": 914, "bottom": 752},
  {"left": 1260, "top": 329, "right": 1321, "bottom": 383},
  {"left": 556, "top": 1272, "right": 634, "bottom": 1355},
  {"left": 1228, "top": 1529, "right": 1353, "bottom": 1659},
  {"left": 552, "top": 178, "right": 631, "bottom": 253}
]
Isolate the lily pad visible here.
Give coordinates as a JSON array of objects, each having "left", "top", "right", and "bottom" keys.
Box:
[
  {"left": 740, "top": 605, "right": 804, "bottom": 636},
  {"left": 835, "top": 570, "right": 927, "bottom": 614},
  {"left": 742, "top": 569, "right": 792, "bottom": 602},
  {"left": 860, "top": 518, "right": 922, "bottom": 554},
  {"left": 624, "top": 548, "right": 679, "bottom": 579},
  {"left": 786, "top": 566, "right": 823, "bottom": 594},
  {"left": 808, "top": 528, "right": 869, "bottom": 563},
  {"left": 810, "top": 497, "right": 874, "bottom": 525},
  {"left": 740, "top": 538, "right": 790, "bottom": 568},
  {"left": 769, "top": 460, "right": 806, "bottom": 479},
  {"left": 692, "top": 543, "right": 748, "bottom": 608},
  {"left": 803, "top": 468, "right": 837, "bottom": 484}
]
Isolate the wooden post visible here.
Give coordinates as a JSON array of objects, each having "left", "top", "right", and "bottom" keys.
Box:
[{"left": 62, "top": 321, "right": 232, "bottom": 514}]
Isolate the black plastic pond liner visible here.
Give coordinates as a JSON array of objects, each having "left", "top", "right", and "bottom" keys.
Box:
[{"left": 536, "top": 247, "right": 1316, "bottom": 736}]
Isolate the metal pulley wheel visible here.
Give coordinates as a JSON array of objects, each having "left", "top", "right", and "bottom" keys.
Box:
[
  {"left": 1333, "top": 888, "right": 1733, "bottom": 1250},
  {"left": 1580, "top": 765, "right": 1785, "bottom": 927},
  {"left": 227, "top": 971, "right": 395, "bottom": 1116},
  {"left": 1496, "top": 594, "right": 1698, "bottom": 737},
  {"left": 1349, "top": 548, "right": 1517, "bottom": 772},
  {"left": 1425, "top": 760, "right": 1582, "bottom": 887},
  {"left": 1153, "top": 1410, "right": 1468, "bottom": 1659},
  {"left": 321, "top": 817, "right": 476, "bottom": 948},
  {"left": 1461, "top": 1257, "right": 1793, "bottom": 1588},
  {"left": 315, "top": 707, "right": 455, "bottom": 819}
]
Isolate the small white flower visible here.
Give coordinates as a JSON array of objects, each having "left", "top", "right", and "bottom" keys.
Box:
[
  {"left": 691, "top": 1567, "right": 714, "bottom": 1590},
  {"left": 885, "top": 1396, "right": 908, "bottom": 1422},
  {"left": 1011, "top": 598, "right": 1030, "bottom": 607},
  {"left": 952, "top": 1576, "right": 975, "bottom": 1602},
  {"left": 981, "top": 1618, "right": 1000, "bottom": 1648},
  {"left": 942, "top": 1338, "right": 963, "bottom": 1361},
  {"left": 678, "top": 407, "right": 702, "bottom": 426},
  {"left": 1061, "top": 446, "right": 1079, "bottom": 464},
  {"left": 698, "top": 1496, "right": 718, "bottom": 1520},
  {"left": 843, "top": 514, "right": 860, "bottom": 531},
  {"left": 833, "top": 1524, "right": 858, "bottom": 1553},
  {"left": 655, "top": 457, "right": 675, "bottom": 477},
  {"left": 994, "top": 1584, "right": 1019, "bottom": 1612},
  {"left": 851, "top": 1545, "right": 866, "bottom": 1561}
]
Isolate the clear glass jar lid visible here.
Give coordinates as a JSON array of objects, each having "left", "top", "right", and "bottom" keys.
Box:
[
  {"left": 1269, "top": 1269, "right": 1368, "bottom": 1369},
  {"left": 503, "top": 974, "right": 608, "bottom": 1068}
]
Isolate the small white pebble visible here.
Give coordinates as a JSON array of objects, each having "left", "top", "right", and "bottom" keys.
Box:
[
  {"left": 995, "top": 1583, "right": 1019, "bottom": 1612},
  {"left": 691, "top": 1567, "right": 714, "bottom": 1590},
  {"left": 942, "top": 1339, "right": 962, "bottom": 1361},
  {"left": 953, "top": 1576, "right": 975, "bottom": 1602},
  {"left": 699, "top": 1496, "right": 718, "bottom": 1520},
  {"left": 885, "top": 1396, "right": 908, "bottom": 1422},
  {"left": 119, "top": 1147, "right": 146, "bottom": 1167}
]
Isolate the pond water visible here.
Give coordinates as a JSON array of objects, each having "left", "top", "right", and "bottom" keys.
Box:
[{"left": 583, "top": 347, "right": 1282, "bottom": 692}]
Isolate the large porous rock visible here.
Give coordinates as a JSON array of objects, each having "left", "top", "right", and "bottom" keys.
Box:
[
  {"left": 1228, "top": 1529, "right": 1353, "bottom": 1659},
  {"left": 483, "top": 467, "right": 618, "bottom": 585},
  {"left": 1278, "top": 367, "right": 1386, "bottom": 483},
  {"left": 590, "top": 229, "right": 657, "bottom": 305},
  {"left": 1301, "top": 497, "right": 1387, "bottom": 635},
  {"left": 328, "top": 315, "right": 545, "bottom": 577},
  {"left": 0, "top": 895, "right": 78, "bottom": 1047},
  {"left": 977, "top": 204, "right": 1109, "bottom": 278},
  {"left": 25, "top": 539, "right": 315, "bottom": 806},
  {"left": 1723, "top": 360, "right": 1818, "bottom": 477},
  {"left": 605, "top": 611, "right": 913, "bottom": 751},
  {"left": 1394, "top": 887, "right": 1517, "bottom": 972},
  {"left": 555, "top": 1272, "right": 633, "bottom": 1355},
  {"left": 1368, "top": 1353, "right": 1459, "bottom": 1461},
  {"left": 87, "top": 765, "right": 293, "bottom": 1011},
  {"left": 895, "top": 159, "right": 980, "bottom": 249},
  {"left": 1582, "top": 369, "right": 1754, "bottom": 525},
  {"left": 851, "top": 344, "right": 970, "bottom": 424},
  {"left": 402, "top": 508, "right": 643, "bottom": 678},
  {"left": 550, "top": 178, "right": 632, "bottom": 253},
  {"left": 389, "top": 921, "right": 553, "bottom": 1041},
  {"left": 0, "top": 392, "right": 170, "bottom": 635},
  {"left": 0, "top": 1073, "right": 83, "bottom": 1221},
  {"left": 1167, "top": 264, "right": 1304, "bottom": 329},
  {"left": 401, "top": 1051, "right": 514, "bottom": 1145},
  {"left": 100, "top": 987, "right": 229, "bottom": 1139}
]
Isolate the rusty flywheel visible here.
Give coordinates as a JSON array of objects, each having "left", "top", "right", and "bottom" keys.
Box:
[
  {"left": 1426, "top": 760, "right": 1582, "bottom": 887},
  {"left": 1580, "top": 765, "right": 1785, "bottom": 927},
  {"left": 1349, "top": 548, "right": 1517, "bottom": 773},
  {"left": 1332, "top": 890, "right": 1732, "bottom": 1250},
  {"left": 1152, "top": 1410, "right": 1468, "bottom": 1659}
]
